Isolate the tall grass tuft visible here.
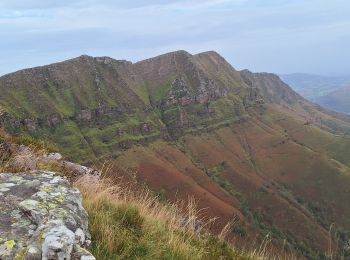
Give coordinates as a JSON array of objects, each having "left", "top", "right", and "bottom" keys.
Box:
[{"left": 75, "top": 175, "right": 293, "bottom": 260}]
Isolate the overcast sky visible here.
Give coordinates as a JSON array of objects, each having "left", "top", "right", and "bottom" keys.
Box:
[{"left": 0, "top": 0, "right": 349, "bottom": 76}]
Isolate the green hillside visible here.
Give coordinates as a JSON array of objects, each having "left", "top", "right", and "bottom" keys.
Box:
[{"left": 1, "top": 51, "right": 350, "bottom": 258}]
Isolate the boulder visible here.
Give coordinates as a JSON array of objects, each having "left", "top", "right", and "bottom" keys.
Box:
[
  {"left": 0, "top": 171, "right": 95, "bottom": 260},
  {"left": 5, "top": 144, "right": 101, "bottom": 179}
]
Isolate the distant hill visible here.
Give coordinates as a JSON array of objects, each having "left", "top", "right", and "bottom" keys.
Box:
[
  {"left": 317, "top": 85, "right": 350, "bottom": 114},
  {"left": 280, "top": 73, "right": 350, "bottom": 114},
  {"left": 280, "top": 73, "right": 350, "bottom": 101}
]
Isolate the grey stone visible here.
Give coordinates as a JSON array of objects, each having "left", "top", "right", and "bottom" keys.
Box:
[
  {"left": 25, "top": 246, "right": 41, "bottom": 260},
  {"left": 42, "top": 220, "right": 75, "bottom": 260},
  {"left": 75, "top": 228, "right": 86, "bottom": 245},
  {"left": 45, "top": 153, "right": 63, "bottom": 161},
  {"left": 0, "top": 171, "right": 95, "bottom": 260}
]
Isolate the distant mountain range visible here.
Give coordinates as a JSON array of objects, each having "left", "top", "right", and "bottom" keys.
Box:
[{"left": 280, "top": 73, "right": 350, "bottom": 114}]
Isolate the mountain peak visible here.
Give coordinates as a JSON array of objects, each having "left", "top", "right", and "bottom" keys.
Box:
[
  {"left": 196, "top": 50, "right": 221, "bottom": 57},
  {"left": 135, "top": 50, "right": 192, "bottom": 65},
  {"left": 195, "top": 50, "right": 226, "bottom": 62},
  {"left": 77, "top": 54, "right": 94, "bottom": 59}
]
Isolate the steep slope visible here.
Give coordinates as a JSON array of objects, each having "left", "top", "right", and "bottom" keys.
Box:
[
  {"left": 241, "top": 70, "right": 350, "bottom": 134},
  {"left": 133, "top": 51, "right": 260, "bottom": 139},
  {"left": 242, "top": 70, "right": 302, "bottom": 105},
  {"left": 1, "top": 51, "right": 350, "bottom": 258},
  {"left": 1, "top": 131, "right": 261, "bottom": 260},
  {"left": 0, "top": 55, "right": 167, "bottom": 163}
]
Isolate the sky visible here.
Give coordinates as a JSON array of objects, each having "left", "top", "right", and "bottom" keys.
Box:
[{"left": 0, "top": 0, "right": 349, "bottom": 76}]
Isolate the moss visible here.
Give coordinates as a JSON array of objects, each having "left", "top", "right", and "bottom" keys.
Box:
[
  {"left": 38, "top": 231, "right": 44, "bottom": 242},
  {"left": 47, "top": 202, "right": 58, "bottom": 209},
  {"left": 40, "top": 185, "right": 52, "bottom": 193},
  {"left": 14, "top": 248, "right": 26, "bottom": 260},
  {"left": 56, "top": 193, "right": 66, "bottom": 204},
  {"left": 4, "top": 240, "right": 16, "bottom": 249}
]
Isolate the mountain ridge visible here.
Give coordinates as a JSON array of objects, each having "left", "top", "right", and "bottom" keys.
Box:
[{"left": 1, "top": 50, "right": 350, "bottom": 258}]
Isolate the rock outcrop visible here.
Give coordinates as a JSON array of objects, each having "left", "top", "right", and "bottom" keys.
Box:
[
  {"left": 0, "top": 139, "right": 100, "bottom": 179},
  {"left": 0, "top": 171, "right": 95, "bottom": 260}
]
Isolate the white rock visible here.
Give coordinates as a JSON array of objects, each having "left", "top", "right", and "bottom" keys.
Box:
[
  {"left": 46, "top": 153, "right": 63, "bottom": 161},
  {"left": 75, "top": 228, "right": 86, "bottom": 245},
  {"left": 25, "top": 245, "right": 41, "bottom": 260},
  {"left": 42, "top": 220, "right": 75, "bottom": 260}
]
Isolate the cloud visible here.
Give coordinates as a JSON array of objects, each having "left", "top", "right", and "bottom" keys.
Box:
[
  {"left": 0, "top": 0, "right": 86, "bottom": 10},
  {"left": 0, "top": 0, "right": 349, "bottom": 76}
]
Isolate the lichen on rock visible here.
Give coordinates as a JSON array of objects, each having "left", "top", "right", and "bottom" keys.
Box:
[{"left": 0, "top": 171, "right": 95, "bottom": 260}]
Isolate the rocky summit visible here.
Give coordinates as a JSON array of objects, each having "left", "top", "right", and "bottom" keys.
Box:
[{"left": 0, "top": 171, "right": 95, "bottom": 260}]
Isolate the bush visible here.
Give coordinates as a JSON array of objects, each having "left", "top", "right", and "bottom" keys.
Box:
[{"left": 232, "top": 224, "right": 247, "bottom": 237}]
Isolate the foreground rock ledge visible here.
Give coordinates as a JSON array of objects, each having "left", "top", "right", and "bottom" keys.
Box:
[{"left": 0, "top": 171, "right": 95, "bottom": 260}]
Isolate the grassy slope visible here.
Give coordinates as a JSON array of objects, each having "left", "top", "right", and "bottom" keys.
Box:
[
  {"left": 0, "top": 131, "right": 280, "bottom": 260},
  {"left": 110, "top": 104, "right": 350, "bottom": 259},
  {"left": 1, "top": 51, "right": 350, "bottom": 258},
  {"left": 0, "top": 56, "right": 167, "bottom": 164},
  {"left": 76, "top": 176, "right": 284, "bottom": 260}
]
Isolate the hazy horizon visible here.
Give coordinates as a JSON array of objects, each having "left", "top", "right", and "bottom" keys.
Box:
[{"left": 0, "top": 0, "right": 349, "bottom": 77}]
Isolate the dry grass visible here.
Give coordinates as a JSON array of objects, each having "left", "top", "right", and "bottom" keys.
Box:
[
  {"left": 75, "top": 174, "right": 295, "bottom": 260},
  {"left": 0, "top": 128, "right": 56, "bottom": 173},
  {"left": 0, "top": 131, "right": 296, "bottom": 259}
]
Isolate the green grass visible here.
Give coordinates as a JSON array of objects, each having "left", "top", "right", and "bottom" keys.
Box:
[
  {"left": 146, "top": 77, "right": 175, "bottom": 105},
  {"left": 75, "top": 177, "right": 278, "bottom": 260},
  {"left": 41, "top": 81, "right": 77, "bottom": 116},
  {"left": 131, "top": 84, "right": 151, "bottom": 105}
]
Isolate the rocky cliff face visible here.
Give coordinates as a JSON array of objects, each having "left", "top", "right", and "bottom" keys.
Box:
[
  {"left": 0, "top": 171, "right": 95, "bottom": 260},
  {"left": 240, "top": 69, "right": 302, "bottom": 105},
  {"left": 240, "top": 69, "right": 350, "bottom": 134}
]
